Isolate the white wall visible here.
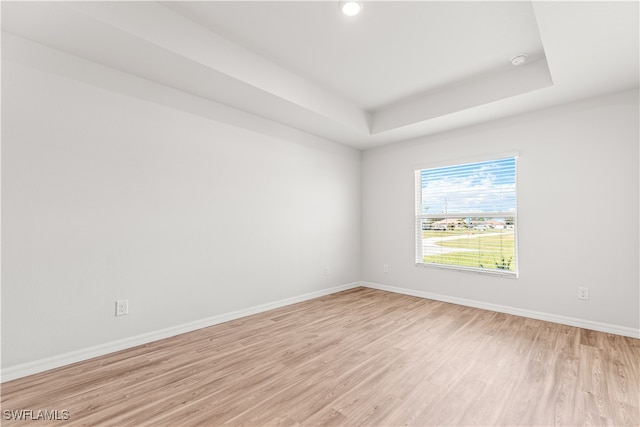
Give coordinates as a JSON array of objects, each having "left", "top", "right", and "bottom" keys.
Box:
[
  {"left": 362, "top": 89, "right": 639, "bottom": 333},
  {"left": 1, "top": 51, "right": 361, "bottom": 369},
  {"left": 2, "top": 34, "right": 638, "bottom": 378}
]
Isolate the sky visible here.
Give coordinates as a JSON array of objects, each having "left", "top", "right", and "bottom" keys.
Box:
[{"left": 420, "top": 157, "right": 516, "bottom": 215}]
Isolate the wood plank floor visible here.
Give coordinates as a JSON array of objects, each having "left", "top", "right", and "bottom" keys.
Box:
[{"left": 2, "top": 287, "right": 639, "bottom": 426}]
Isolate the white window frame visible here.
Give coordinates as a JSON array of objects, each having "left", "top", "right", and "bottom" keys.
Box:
[{"left": 415, "top": 153, "right": 519, "bottom": 278}]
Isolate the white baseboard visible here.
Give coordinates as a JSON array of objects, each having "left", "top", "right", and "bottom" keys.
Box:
[
  {"left": 5, "top": 280, "right": 636, "bottom": 382},
  {"left": 1, "top": 282, "right": 360, "bottom": 383},
  {"left": 361, "top": 281, "right": 640, "bottom": 339}
]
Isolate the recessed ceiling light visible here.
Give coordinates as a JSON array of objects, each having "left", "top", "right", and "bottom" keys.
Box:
[
  {"left": 340, "top": 1, "right": 363, "bottom": 17},
  {"left": 511, "top": 54, "right": 528, "bottom": 66}
]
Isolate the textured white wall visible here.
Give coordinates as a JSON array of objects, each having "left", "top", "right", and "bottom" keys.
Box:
[
  {"left": 1, "top": 57, "right": 362, "bottom": 368},
  {"left": 362, "top": 89, "right": 639, "bottom": 331}
]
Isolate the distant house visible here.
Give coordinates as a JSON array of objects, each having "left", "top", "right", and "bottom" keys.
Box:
[
  {"left": 424, "top": 218, "right": 510, "bottom": 231},
  {"left": 429, "top": 218, "right": 465, "bottom": 230},
  {"left": 487, "top": 220, "right": 506, "bottom": 229},
  {"left": 471, "top": 219, "right": 507, "bottom": 230}
]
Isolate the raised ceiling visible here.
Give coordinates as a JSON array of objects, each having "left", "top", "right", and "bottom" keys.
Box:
[
  {"left": 163, "top": 1, "right": 547, "bottom": 111},
  {"left": 2, "top": 1, "right": 639, "bottom": 150}
]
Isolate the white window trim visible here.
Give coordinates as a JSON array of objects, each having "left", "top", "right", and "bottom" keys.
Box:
[{"left": 414, "top": 153, "right": 519, "bottom": 278}]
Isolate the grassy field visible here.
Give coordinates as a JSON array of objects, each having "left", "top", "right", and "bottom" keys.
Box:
[{"left": 423, "top": 231, "right": 515, "bottom": 271}]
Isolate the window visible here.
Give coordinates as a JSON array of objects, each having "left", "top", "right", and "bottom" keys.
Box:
[{"left": 415, "top": 155, "right": 518, "bottom": 276}]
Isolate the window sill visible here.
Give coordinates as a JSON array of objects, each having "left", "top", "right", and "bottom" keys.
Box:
[{"left": 415, "top": 262, "right": 518, "bottom": 278}]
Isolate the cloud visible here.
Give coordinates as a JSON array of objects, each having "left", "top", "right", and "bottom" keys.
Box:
[{"left": 420, "top": 159, "right": 516, "bottom": 214}]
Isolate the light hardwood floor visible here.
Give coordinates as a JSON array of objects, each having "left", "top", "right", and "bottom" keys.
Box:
[{"left": 2, "top": 287, "right": 639, "bottom": 426}]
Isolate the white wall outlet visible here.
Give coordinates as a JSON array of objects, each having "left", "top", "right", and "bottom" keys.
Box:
[
  {"left": 115, "top": 299, "right": 129, "bottom": 316},
  {"left": 324, "top": 266, "right": 330, "bottom": 276},
  {"left": 577, "top": 287, "right": 589, "bottom": 300},
  {"left": 383, "top": 264, "right": 389, "bottom": 273}
]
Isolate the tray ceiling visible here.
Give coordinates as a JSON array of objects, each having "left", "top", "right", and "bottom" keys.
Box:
[{"left": 2, "top": 1, "right": 638, "bottom": 149}]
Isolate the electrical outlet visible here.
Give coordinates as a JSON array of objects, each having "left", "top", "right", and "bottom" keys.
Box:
[
  {"left": 115, "top": 300, "right": 129, "bottom": 316},
  {"left": 324, "top": 266, "right": 330, "bottom": 276},
  {"left": 577, "top": 287, "right": 589, "bottom": 300},
  {"left": 383, "top": 264, "right": 389, "bottom": 273}
]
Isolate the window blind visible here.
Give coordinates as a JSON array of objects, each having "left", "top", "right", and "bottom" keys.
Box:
[{"left": 415, "top": 156, "right": 518, "bottom": 276}]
